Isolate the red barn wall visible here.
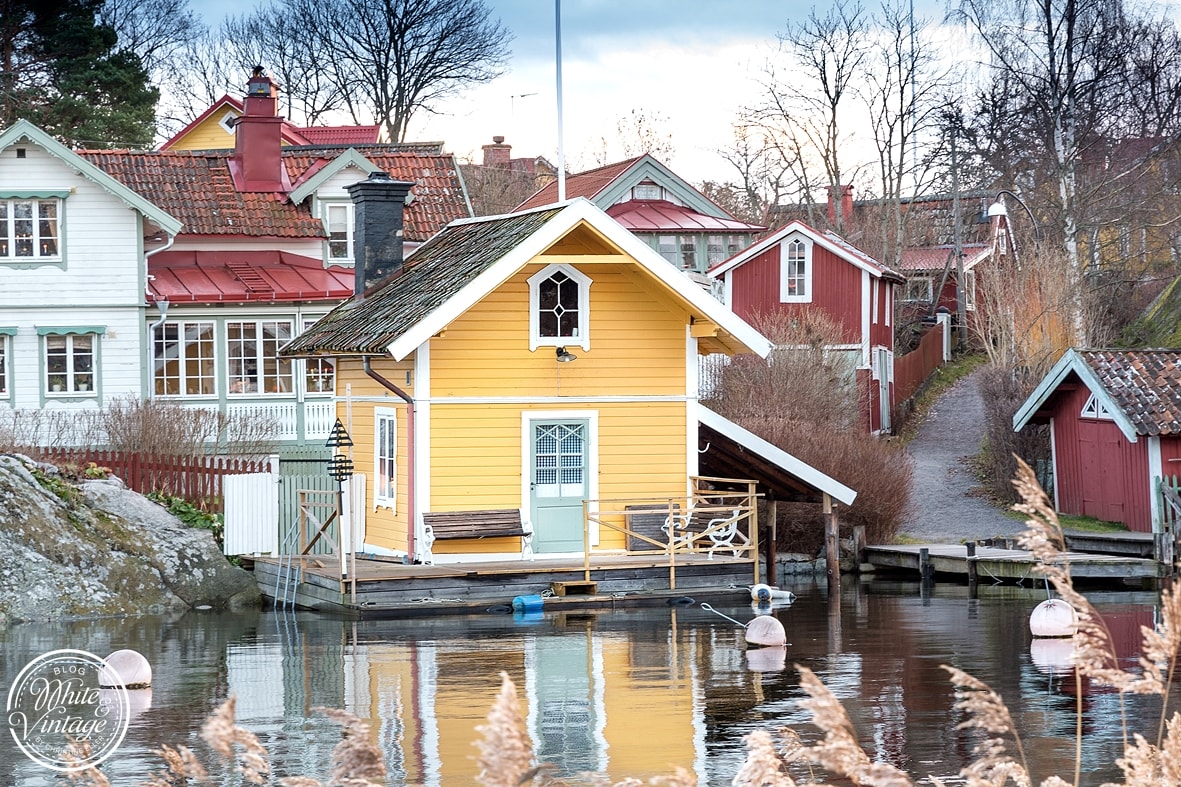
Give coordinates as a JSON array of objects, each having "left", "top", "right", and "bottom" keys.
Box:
[{"left": 1052, "top": 383, "right": 1151, "bottom": 531}]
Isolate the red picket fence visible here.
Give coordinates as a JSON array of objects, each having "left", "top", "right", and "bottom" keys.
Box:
[
  {"left": 30, "top": 449, "right": 270, "bottom": 513},
  {"left": 893, "top": 321, "right": 945, "bottom": 425}
]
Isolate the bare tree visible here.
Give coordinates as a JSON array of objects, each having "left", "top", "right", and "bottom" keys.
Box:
[
  {"left": 708, "top": 123, "right": 794, "bottom": 226},
  {"left": 755, "top": 0, "right": 870, "bottom": 231},
  {"left": 285, "top": 0, "right": 511, "bottom": 142},
  {"left": 100, "top": 0, "right": 203, "bottom": 75}
]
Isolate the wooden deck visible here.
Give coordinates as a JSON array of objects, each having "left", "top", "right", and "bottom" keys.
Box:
[
  {"left": 863, "top": 543, "right": 1163, "bottom": 584},
  {"left": 251, "top": 552, "right": 759, "bottom": 616}
]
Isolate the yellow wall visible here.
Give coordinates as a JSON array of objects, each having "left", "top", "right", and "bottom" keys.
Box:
[
  {"left": 342, "top": 246, "right": 706, "bottom": 556},
  {"left": 168, "top": 110, "right": 237, "bottom": 150}
]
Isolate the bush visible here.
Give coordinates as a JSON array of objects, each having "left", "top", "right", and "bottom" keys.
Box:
[{"left": 978, "top": 364, "right": 1051, "bottom": 503}]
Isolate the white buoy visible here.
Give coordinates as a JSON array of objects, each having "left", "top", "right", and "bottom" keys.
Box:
[
  {"left": 1030, "top": 599, "right": 1078, "bottom": 638},
  {"left": 100, "top": 649, "right": 152, "bottom": 689},
  {"left": 750, "top": 584, "right": 796, "bottom": 604},
  {"left": 745, "top": 646, "right": 787, "bottom": 672},
  {"left": 1030, "top": 638, "right": 1076, "bottom": 676},
  {"left": 745, "top": 614, "right": 787, "bottom": 647}
]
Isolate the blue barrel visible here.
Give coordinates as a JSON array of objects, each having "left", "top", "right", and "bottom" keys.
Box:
[{"left": 511, "top": 594, "right": 544, "bottom": 613}]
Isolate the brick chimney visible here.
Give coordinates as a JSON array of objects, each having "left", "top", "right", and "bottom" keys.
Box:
[
  {"left": 347, "top": 171, "right": 416, "bottom": 299},
  {"left": 826, "top": 184, "right": 854, "bottom": 227},
  {"left": 231, "top": 67, "right": 288, "bottom": 192},
  {"left": 482, "top": 136, "right": 512, "bottom": 167}
]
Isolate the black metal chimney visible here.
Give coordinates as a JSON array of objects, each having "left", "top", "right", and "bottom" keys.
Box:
[{"left": 346, "top": 171, "right": 415, "bottom": 300}]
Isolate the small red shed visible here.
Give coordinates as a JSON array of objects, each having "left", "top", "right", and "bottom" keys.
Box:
[
  {"left": 708, "top": 220, "right": 904, "bottom": 434},
  {"left": 1013, "top": 349, "right": 1181, "bottom": 531}
]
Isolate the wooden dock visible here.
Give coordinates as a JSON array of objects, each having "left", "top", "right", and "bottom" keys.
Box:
[
  {"left": 251, "top": 552, "right": 758, "bottom": 616},
  {"left": 863, "top": 543, "right": 1164, "bottom": 584}
]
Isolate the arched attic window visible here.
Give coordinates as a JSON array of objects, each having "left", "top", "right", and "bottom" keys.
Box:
[
  {"left": 528, "top": 263, "right": 591, "bottom": 351},
  {"left": 780, "top": 234, "right": 813, "bottom": 303}
]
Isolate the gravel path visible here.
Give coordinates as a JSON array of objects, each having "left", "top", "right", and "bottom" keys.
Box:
[{"left": 899, "top": 367, "right": 1028, "bottom": 544}]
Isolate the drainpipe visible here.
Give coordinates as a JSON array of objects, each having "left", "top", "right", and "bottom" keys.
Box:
[
  {"left": 145, "top": 232, "right": 176, "bottom": 400},
  {"left": 363, "top": 356, "right": 417, "bottom": 561}
]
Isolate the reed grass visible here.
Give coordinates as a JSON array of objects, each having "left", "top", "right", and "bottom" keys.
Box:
[{"left": 57, "top": 457, "right": 1181, "bottom": 785}]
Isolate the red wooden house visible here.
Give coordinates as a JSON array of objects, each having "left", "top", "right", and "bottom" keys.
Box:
[
  {"left": 1013, "top": 349, "right": 1181, "bottom": 531},
  {"left": 708, "top": 220, "right": 904, "bottom": 434}
]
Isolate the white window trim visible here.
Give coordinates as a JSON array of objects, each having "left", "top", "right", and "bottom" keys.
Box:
[
  {"left": 1, "top": 197, "right": 63, "bottom": 263},
  {"left": 527, "top": 262, "right": 591, "bottom": 351},
  {"left": 1081, "top": 392, "right": 1115, "bottom": 421},
  {"left": 219, "top": 110, "right": 239, "bottom": 134},
  {"left": 225, "top": 319, "right": 295, "bottom": 396},
  {"left": 321, "top": 200, "right": 355, "bottom": 265},
  {"left": 779, "top": 234, "right": 813, "bottom": 303},
  {"left": 374, "top": 407, "right": 398, "bottom": 510},
  {"left": 153, "top": 320, "right": 217, "bottom": 398},
  {"left": 0, "top": 332, "right": 10, "bottom": 398},
  {"left": 40, "top": 329, "right": 101, "bottom": 398}
]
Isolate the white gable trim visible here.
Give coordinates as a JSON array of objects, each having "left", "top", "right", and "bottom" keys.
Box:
[
  {"left": 709, "top": 219, "right": 886, "bottom": 280},
  {"left": 0, "top": 119, "right": 182, "bottom": 235},
  {"left": 385, "top": 198, "right": 772, "bottom": 361},
  {"left": 1012, "top": 349, "right": 1140, "bottom": 442},
  {"left": 288, "top": 148, "right": 379, "bottom": 204},
  {"left": 698, "top": 405, "right": 857, "bottom": 506}
]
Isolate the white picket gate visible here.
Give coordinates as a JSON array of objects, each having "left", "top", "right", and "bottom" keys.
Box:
[{"left": 223, "top": 455, "right": 280, "bottom": 555}]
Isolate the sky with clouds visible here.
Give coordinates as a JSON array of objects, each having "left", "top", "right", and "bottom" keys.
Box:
[{"left": 198, "top": 0, "right": 957, "bottom": 184}]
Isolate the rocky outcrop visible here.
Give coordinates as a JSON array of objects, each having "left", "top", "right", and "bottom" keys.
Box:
[{"left": 0, "top": 454, "right": 260, "bottom": 624}]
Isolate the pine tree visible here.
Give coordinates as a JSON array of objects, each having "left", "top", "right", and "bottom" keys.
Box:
[{"left": 0, "top": 0, "right": 158, "bottom": 148}]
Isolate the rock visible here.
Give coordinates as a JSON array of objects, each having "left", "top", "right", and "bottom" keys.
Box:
[{"left": 0, "top": 454, "right": 261, "bottom": 622}]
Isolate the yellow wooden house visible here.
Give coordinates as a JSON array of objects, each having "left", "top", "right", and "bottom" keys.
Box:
[{"left": 283, "top": 196, "right": 777, "bottom": 563}]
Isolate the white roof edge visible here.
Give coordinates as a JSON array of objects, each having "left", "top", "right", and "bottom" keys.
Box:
[
  {"left": 698, "top": 405, "right": 857, "bottom": 506},
  {"left": 388, "top": 198, "right": 772, "bottom": 360},
  {"left": 0, "top": 119, "right": 183, "bottom": 236},
  {"left": 1012, "top": 349, "right": 1139, "bottom": 442},
  {"left": 288, "top": 148, "right": 378, "bottom": 204},
  {"left": 709, "top": 220, "right": 888, "bottom": 281}
]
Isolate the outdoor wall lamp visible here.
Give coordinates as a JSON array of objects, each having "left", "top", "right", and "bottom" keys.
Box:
[{"left": 556, "top": 346, "right": 577, "bottom": 363}]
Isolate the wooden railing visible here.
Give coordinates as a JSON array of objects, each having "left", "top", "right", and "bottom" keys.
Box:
[
  {"left": 582, "top": 477, "right": 760, "bottom": 590},
  {"left": 29, "top": 448, "right": 268, "bottom": 513}
]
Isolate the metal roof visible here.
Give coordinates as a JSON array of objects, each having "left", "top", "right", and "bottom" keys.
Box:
[
  {"left": 149, "top": 250, "right": 353, "bottom": 303},
  {"left": 607, "top": 199, "right": 765, "bottom": 233}
]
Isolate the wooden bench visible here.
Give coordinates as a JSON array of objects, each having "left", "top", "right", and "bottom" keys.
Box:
[{"left": 421, "top": 509, "right": 533, "bottom": 563}]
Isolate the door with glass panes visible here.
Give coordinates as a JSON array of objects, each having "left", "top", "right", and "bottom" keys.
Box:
[{"left": 529, "top": 419, "right": 589, "bottom": 553}]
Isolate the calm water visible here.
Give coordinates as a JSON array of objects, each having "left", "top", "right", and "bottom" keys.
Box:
[{"left": 0, "top": 577, "right": 1173, "bottom": 786}]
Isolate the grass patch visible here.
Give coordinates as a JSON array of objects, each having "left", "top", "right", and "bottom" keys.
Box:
[
  {"left": 897, "top": 351, "right": 988, "bottom": 444},
  {"left": 1056, "top": 513, "right": 1129, "bottom": 533}
]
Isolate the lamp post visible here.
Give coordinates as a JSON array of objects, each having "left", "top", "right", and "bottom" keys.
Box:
[{"left": 326, "top": 419, "right": 354, "bottom": 579}]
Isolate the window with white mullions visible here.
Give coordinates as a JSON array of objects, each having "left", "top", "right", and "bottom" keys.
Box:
[
  {"left": 534, "top": 423, "right": 585, "bottom": 497},
  {"left": 528, "top": 263, "right": 591, "bottom": 350},
  {"left": 153, "top": 321, "right": 215, "bottom": 396},
  {"left": 227, "top": 320, "right": 293, "bottom": 394},
  {"left": 46, "top": 334, "right": 94, "bottom": 395},
  {"left": 324, "top": 202, "right": 354, "bottom": 262},
  {"left": 374, "top": 408, "right": 397, "bottom": 509},
  {"left": 0, "top": 334, "right": 9, "bottom": 396},
  {"left": 780, "top": 234, "right": 812, "bottom": 303},
  {"left": 1, "top": 199, "right": 60, "bottom": 259}
]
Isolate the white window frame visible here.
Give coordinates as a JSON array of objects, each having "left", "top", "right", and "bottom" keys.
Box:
[
  {"left": 322, "top": 201, "right": 355, "bottom": 264},
  {"left": 153, "top": 320, "right": 217, "bottom": 398},
  {"left": 218, "top": 110, "right": 239, "bottom": 134},
  {"left": 528, "top": 263, "right": 591, "bottom": 351},
  {"left": 301, "top": 318, "right": 335, "bottom": 396},
  {"left": 374, "top": 407, "right": 398, "bottom": 510},
  {"left": 226, "top": 319, "right": 294, "bottom": 396},
  {"left": 0, "top": 331, "right": 10, "bottom": 398},
  {"left": 41, "top": 330, "right": 100, "bottom": 398},
  {"left": 633, "top": 183, "right": 662, "bottom": 200},
  {"left": 963, "top": 269, "right": 977, "bottom": 311},
  {"left": 780, "top": 234, "right": 813, "bottom": 303},
  {"left": 1081, "top": 392, "right": 1115, "bottom": 421},
  {"left": 904, "top": 276, "right": 933, "bottom": 302},
  {"left": 1, "top": 197, "right": 62, "bottom": 262}
]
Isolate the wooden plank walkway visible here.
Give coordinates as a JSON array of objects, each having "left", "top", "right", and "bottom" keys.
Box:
[
  {"left": 863, "top": 544, "right": 1163, "bottom": 583},
  {"left": 252, "top": 552, "right": 760, "bottom": 616}
]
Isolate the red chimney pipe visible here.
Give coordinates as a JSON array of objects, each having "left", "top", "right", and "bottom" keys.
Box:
[{"left": 231, "top": 67, "right": 288, "bottom": 193}]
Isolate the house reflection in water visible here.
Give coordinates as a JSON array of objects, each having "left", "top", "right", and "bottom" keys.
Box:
[{"left": 224, "top": 611, "right": 727, "bottom": 784}]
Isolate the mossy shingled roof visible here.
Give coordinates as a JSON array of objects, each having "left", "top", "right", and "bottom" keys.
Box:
[{"left": 282, "top": 206, "right": 564, "bottom": 356}]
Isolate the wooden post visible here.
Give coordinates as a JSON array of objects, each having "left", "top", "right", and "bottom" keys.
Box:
[
  {"left": 851, "top": 524, "right": 866, "bottom": 572},
  {"left": 919, "top": 547, "right": 933, "bottom": 584},
  {"left": 766, "top": 498, "right": 778, "bottom": 587},
  {"left": 824, "top": 493, "right": 839, "bottom": 588}
]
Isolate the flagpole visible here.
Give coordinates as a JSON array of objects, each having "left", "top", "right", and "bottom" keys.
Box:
[{"left": 555, "top": 0, "right": 566, "bottom": 202}]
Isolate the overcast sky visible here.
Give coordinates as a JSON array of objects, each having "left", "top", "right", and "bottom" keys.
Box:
[{"left": 198, "top": 0, "right": 956, "bottom": 184}]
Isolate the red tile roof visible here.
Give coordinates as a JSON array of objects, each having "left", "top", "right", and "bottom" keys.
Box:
[
  {"left": 606, "top": 199, "right": 765, "bottom": 233},
  {"left": 149, "top": 250, "right": 353, "bottom": 303},
  {"left": 78, "top": 145, "right": 470, "bottom": 242},
  {"left": 1078, "top": 349, "right": 1181, "bottom": 436},
  {"left": 516, "top": 157, "right": 642, "bottom": 210},
  {"left": 899, "top": 244, "right": 990, "bottom": 272},
  {"left": 295, "top": 125, "right": 381, "bottom": 145}
]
